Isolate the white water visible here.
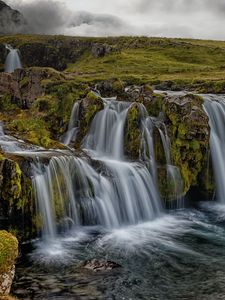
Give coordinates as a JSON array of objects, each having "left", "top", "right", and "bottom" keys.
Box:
[
  {"left": 204, "top": 95, "right": 225, "bottom": 203},
  {"left": 61, "top": 101, "right": 81, "bottom": 145},
  {"left": 4, "top": 44, "right": 22, "bottom": 73},
  {"left": 83, "top": 98, "right": 130, "bottom": 159},
  {"left": 30, "top": 95, "right": 186, "bottom": 239},
  {"left": 0, "top": 122, "right": 28, "bottom": 152}
]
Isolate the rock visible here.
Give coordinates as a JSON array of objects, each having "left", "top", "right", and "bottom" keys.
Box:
[
  {"left": 75, "top": 92, "right": 104, "bottom": 147},
  {"left": 0, "top": 231, "right": 18, "bottom": 296},
  {"left": 19, "top": 43, "right": 67, "bottom": 71},
  {"left": 91, "top": 43, "right": 118, "bottom": 58},
  {"left": 0, "top": 67, "right": 64, "bottom": 108},
  {"left": 163, "top": 93, "right": 211, "bottom": 195},
  {"left": 0, "top": 155, "right": 36, "bottom": 241},
  {"left": 82, "top": 259, "right": 121, "bottom": 272}
]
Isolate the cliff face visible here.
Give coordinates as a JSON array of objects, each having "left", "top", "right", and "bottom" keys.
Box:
[{"left": 0, "top": 1, "right": 26, "bottom": 35}]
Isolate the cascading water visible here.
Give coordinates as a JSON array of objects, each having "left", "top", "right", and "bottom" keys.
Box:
[
  {"left": 61, "top": 101, "right": 81, "bottom": 146},
  {"left": 30, "top": 95, "right": 185, "bottom": 239},
  {"left": 204, "top": 95, "right": 225, "bottom": 202},
  {"left": 4, "top": 44, "right": 22, "bottom": 73},
  {"left": 83, "top": 98, "right": 131, "bottom": 159}
]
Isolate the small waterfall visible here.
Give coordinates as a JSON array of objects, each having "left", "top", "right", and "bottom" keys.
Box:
[
  {"left": 4, "top": 44, "right": 22, "bottom": 73},
  {"left": 155, "top": 120, "right": 184, "bottom": 203},
  {"left": 83, "top": 98, "right": 130, "bottom": 160},
  {"left": 204, "top": 95, "right": 225, "bottom": 202},
  {"left": 62, "top": 101, "right": 81, "bottom": 146}
]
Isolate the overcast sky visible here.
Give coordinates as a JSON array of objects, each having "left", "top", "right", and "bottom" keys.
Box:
[{"left": 5, "top": 0, "right": 225, "bottom": 40}]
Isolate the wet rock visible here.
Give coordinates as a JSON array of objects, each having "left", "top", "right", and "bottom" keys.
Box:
[
  {"left": 82, "top": 259, "right": 122, "bottom": 272},
  {"left": 75, "top": 92, "right": 104, "bottom": 147},
  {"left": 163, "top": 93, "right": 211, "bottom": 195},
  {"left": 0, "top": 155, "right": 36, "bottom": 241}
]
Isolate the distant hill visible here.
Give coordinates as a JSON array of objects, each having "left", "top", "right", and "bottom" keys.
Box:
[{"left": 0, "top": 0, "right": 26, "bottom": 34}]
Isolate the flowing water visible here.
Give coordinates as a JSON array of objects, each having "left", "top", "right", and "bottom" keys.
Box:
[
  {"left": 203, "top": 94, "right": 225, "bottom": 203},
  {"left": 4, "top": 44, "right": 22, "bottom": 73},
  {"left": 3, "top": 93, "right": 225, "bottom": 299}
]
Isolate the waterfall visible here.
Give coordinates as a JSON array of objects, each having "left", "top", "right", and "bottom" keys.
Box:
[
  {"left": 204, "top": 95, "right": 225, "bottom": 202},
  {"left": 16, "top": 94, "right": 184, "bottom": 238},
  {"left": 83, "top": 98, "right": 130, "bottom": 160},
  {"left": 61, "top": 101, "right": 81, "bottom": 146},
  {"left": 31, "top": 155, "right": 163, "bottom": 238},
  {"left": 4, "top": 44, "right": 22, "bottom": 73}
]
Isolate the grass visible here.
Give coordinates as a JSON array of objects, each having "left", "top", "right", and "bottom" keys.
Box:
[
  {"left": 71, "top": 42, "right": 225, "bottom": 84},
  {"left": 1, "top": 35, "right": 225, "bottom": 85}
]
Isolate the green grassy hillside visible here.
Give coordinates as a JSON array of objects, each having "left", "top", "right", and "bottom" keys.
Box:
[{"left": 1, "top": 35, "right": 225, "bottom": 90}]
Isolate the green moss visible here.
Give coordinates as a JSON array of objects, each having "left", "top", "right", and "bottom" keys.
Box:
[
  {"left": 0, "top": 231, "right": 18, "bottom": 274},
  {"left": 146, "top": 93, "right": 164, "bottom": 117},
  {"left": 20, "top": 76, "right": 29, "bottom": 88},
  {"left": 125, "top": 104, "right": 141, "bottom": 159},
  {"left": 163, "top": 94, "right": 210, "bottom": 194},
  {"left": 8, "top": 118, "right": 51, "bottom": 148},
  {"left": 0, "top": 94, "right": 17, "bottom": 111}
]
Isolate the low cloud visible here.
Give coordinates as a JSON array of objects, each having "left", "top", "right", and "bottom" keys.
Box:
[{"left": 3, "top": 0, "right": 225, "bottom": 39}]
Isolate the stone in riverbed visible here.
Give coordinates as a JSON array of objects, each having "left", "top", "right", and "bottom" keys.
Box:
[{"left": 82, "top": 259, "right": 122, "bottom": 272}]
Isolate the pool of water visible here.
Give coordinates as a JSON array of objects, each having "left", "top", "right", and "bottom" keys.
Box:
[{"left": 12, "top": 202, "right": 225, "bottom": 300}]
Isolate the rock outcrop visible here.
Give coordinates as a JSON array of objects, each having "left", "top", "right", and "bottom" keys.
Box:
[{"left": 163, "top": 94, "right": 211, "bottom": 195}]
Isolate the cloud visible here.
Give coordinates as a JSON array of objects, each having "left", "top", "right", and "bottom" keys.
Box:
[
  {"left": 3, "top": 0, "right": 225, "bottom": 39},
  {"left": 4, "top": 0, "right": 131, "bottom": 36}
]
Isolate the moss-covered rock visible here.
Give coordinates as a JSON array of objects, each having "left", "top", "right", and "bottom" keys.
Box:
[
  {"left": 124, "top": 104, "right": 142, "bottom": 159},
  {"left": 163, "top": 94, "right": 211, "bottom": 195},
  {"left": 0, "top": 231, "right": 18, "bottom": 296},
  {"left": 0, "top": 155, "right": 36, "bottom": 241},
  {"left": 75, "top": 92, "right": 104, "bottom": 147},
  {"left": 0, "top": 231, "right": 18, "bottom": 274}
]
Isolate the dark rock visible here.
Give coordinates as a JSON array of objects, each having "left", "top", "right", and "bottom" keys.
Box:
[
  {"left": 0, "top": 67, "right": 63, "bottom": 108},
  {"left": 19, "top": 43, "right": 67, "bottom": 71},
  {"left": 82, "top": 259, "right": 122, "bottom": 272},
  {"left": 91, "top": 43, "right": 118, "bottom": 58}
]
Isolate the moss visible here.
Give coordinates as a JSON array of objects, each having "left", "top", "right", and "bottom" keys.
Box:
[
  {"left": 0, "top": 95, "right": 16, "bottom": 112},
  {"left": 8, "top": 118, "right": 51, "bottom": 148},
  {"left": 163, "top": 94, "right": 210, "bottom": 194},
  {"left": 146, "top": 93, "right": 164, "bottom": 117},
  {"left": 20, "top": 76, "right": 29, "bottom": 88},
  {"left": 124, "top": 104, "right": 141, "bottom": 159},
  {"left": 1, "top": 161, "right": 22, "bottom": 205},
  {"left": 0, "top": 231, "right": 18, "bottom": 274}
]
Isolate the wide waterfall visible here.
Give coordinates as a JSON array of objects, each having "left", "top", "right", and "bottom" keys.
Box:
[
  {"left": 4, "top": 44, "right": 22, "bottom": 73},
  {"left": 204, "top": 95, "right": 225, "bottom": 202},
  {"left": 28, "top": 95, "right": 184, "bottom": 238}
]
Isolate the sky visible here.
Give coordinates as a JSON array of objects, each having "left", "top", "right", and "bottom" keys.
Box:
[{"left": 5, "top": 0, "right": 225, "bottom": 40}]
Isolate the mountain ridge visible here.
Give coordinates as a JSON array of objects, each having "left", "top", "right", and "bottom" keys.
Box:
[{"left": 0, "top": 0, "right": 26, "bottom": 35}]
